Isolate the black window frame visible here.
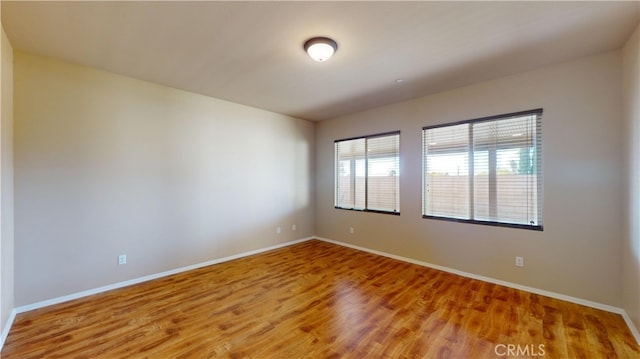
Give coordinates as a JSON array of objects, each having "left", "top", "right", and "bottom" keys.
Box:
[
  {"left": 422, "top": 109, "right": 543, "bottom": 231},
  {"left": 335, "top": 131, "right": 401, "bottom": 215}
]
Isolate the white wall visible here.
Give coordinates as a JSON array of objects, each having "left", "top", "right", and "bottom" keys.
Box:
[
  {"left": 14, "top": 52, "right": 315, "bottom": 306},
  {"left": 316, "top": 50, "right": 624, "bottom": 306},
  {"left": 623, "top": 23, "right": 640, "bottom": 335},
  {"left": 0, "top": 21, "right": 14, "bottom": 338}
]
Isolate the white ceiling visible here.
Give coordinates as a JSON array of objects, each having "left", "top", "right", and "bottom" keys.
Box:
[{"left": 2, "top": 1, "right": 639, "bottom": 121}]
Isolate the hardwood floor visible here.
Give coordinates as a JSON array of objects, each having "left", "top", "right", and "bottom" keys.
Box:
[{"left": 2, "top": 240, "right": 638, "bottom": 358}]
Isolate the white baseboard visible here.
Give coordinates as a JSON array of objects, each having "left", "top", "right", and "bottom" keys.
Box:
[
  {"left": 621, "top": 310, "right": 640, "bottom": 345},
  {"left": 5, "top": 235, "right": 640, "bottom": 347},
  {"left": 0, "top": 237, "right": 312, "bottom": 352},
  {"left": 315, "top": 236, "right": 640, "bottom": 345},
  {"left": 0, "top": 308, "right": 17, "bottom": 349},
  {"left": 15, "top": 237, "right": 314, "bottom": 314}
]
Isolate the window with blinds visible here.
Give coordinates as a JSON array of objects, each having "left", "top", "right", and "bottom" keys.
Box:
[
  {"left": 422, "top": 109, "right": 542, "bottom": 230},
  {"left": 335, "top": 131, "right": 400, "bottom": 214}
]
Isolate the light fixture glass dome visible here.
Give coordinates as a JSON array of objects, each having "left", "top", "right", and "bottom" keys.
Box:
[{"left": 304, "top": 37, "right": 338, "bottom": 62}]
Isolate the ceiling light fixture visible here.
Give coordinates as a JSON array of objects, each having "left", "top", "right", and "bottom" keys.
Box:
[{"left": 304, "top": 37, "right": 338, "bottom": 62}]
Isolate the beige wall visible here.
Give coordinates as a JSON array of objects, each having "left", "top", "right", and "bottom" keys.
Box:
[
  {"left": 14, "top": 52, "right": 315, "bottom": 306},
  {"left": 7, "top": 20, "right": 637, "bottom": 331},
  {"left": 623, "top": 24, "right": 640, "bottom": 334},
  {"left": 316, "top": 50, "right": 624, "bottom": 306},
  {"left": 0, "top": 22, "right": 14, "bottom": 335}
]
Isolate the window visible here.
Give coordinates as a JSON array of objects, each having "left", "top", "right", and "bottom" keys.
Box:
[
  {"left": 422, "top": 109, "right": 542, "bottom": 230},
  {"left": 335, "top": 131, "right": 400, "bottom": 214}
]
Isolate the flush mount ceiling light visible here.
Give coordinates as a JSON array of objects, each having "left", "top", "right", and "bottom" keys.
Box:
[{"left": 303, "top": 37, "right": 338, "bottom": 62}]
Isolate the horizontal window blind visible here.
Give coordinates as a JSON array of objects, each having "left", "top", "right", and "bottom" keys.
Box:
[
  {"left": 335, "top": 132, "right": 400, "bottom": 214},
  {"left": 336, "top": 138, "right": 366, "bottom": 210},
  {"left": 423, "top": 123, "right": 470, "bottom": 219},
  {"left": 423, "top": 109, "right": 542, "bottom": 230}
]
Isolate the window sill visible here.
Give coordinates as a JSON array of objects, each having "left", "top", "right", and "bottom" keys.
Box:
[
  {"left": 422, "top": 215, "right": 543, "bottom": 231},
  {"left": 335, "top": 207, "right": 401, "bottom": 216}
]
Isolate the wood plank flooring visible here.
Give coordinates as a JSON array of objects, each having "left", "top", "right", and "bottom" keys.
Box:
[{"left": 2, "top": 240, "right": 638, "bottom": 358}]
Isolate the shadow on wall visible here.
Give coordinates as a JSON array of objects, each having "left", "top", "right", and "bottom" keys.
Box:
[{"left": 14, "top": 52, "right": 315, "bottom": 305}]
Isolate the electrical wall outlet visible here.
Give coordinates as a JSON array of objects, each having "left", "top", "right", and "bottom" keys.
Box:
[
  {"left": 349, "top": 227, "right": 355, "bottom": 234},
  {"left": 118, "top": 254, "right": 127, "bottom": 265},
  {"left": 292, "top": 224, "right": 296, "bottom": 231},
  {"left": 515, "top": 256, "right": 524, "bottom": 267},
  {"left": 276, "top": 226, "right": 282, "bottom": 234}
]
